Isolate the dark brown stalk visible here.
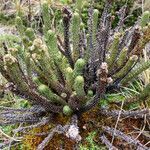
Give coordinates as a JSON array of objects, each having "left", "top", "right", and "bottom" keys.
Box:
[
  {"left": 62, "top": 7, "right": 74, "bottom": 68},
  {"left": 128, "top": 27, "right": 141, "bottom": 53},
  {"left": 78, "top": 63, "right": 108, "bottom": 114},
  {"left": 115, "top": 5, "right": 127, "bottom": 32}
]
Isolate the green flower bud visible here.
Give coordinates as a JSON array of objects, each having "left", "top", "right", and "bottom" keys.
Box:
[
  {"left": 66, "top": 67, "right": 73, "bottom": 74},
  {"left": 93, "top": 9, "right": 99, "bottom": 35},
  {"left": 25, "top": 28, "right": 35, "bottom": 41},
  {"left": 46, "top": 30, "right": 59, "bottom": 60},
  {"left": 80, "top": 22, "right": 85, "bottom": 29},
  {"left": 87, "top": 90, "right": 93, "bottom": 97},
  {"left": 66, "top": 67, "right": 74, "bottom": 91},
  {"left": 38, "top": 84, "right": 48, "bottom": 94},
  {"left": 75, "top": 76, "right": 84, "bottom": 84},
  {"left": 93, "top": 9, "right": 99, "bottom": 15},
  {"left": 63, "top": 105, "right": 73, "bottom": 116},
  {"left": 15, "top": 16, "right": 25, "bottom": 37},
  {"left": 73, "top": 75, "right": 85, "bottom": 97},
  {"left": 76, "top": 58, "right": 86, "bottom": 68},
  {"left": 74, "top": 58, "right": 86, "bottom": 77}
]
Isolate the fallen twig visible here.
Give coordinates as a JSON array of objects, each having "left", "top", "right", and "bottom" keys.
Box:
[
  {"left": 100, "top": 109, "right": 150, "bottom": 120},
  {"left": 37, "top": 115, "right": 81, "bottom": 150},
  {"left": 103, "top": 126, "right": 149, "bottom": 150},
  {"left": 100, "top": 134, "right": 118, "bottom": 150}
]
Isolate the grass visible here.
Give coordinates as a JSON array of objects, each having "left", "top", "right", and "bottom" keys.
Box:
[{"left": 142, "top": 45, "right": 150, "bottom": 85}]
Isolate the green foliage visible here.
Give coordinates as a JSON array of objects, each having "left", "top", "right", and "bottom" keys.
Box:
[
  {"left": 73, "top": 58, "right": 86, "bottom": 77},
  {"left": 79, "top": 132, "right": 106, "bottom": 150},
  {"left": 122, "top": 60, "right": 150, "bottom": 84},
  {"left": 65, "top": 67, "right": 74, "bottom": 91},
  {"left": 113, "top": 55, "right": 138, "bottom": 79},
  {"left": 46, "top": 30, "right": 60, "bottom": 60},
  {"left": 37, "top": 84, "right": 66, "bottom": 105},
  {"left": 0, "top": 13, "right": 15, "bottom": 25},
  {"left": 92, "top": 9, "right": 99, "bottom": 43},
  {"left": 0, "top": 34, "right": 20, "bottom": 43},
  {"left": 42, "top": 1, "right": 52, "bottom": 33},
  {"left": 73, "top": 76, "right": 85, "bottom": 97},
  {"left": 107, "top": 33, "right": 121, "bottom": 69},
  {"left": 116, "top": 47, "right": 128, "bottom": 68},
  {"left": 0, "top": 0, "right": 150, "bottom": 117},
  {"left": 139, "top": 83, "right": 150, "bottom": 100},
  {"left": 0, "top": 125, "right": 14, "bottom": 135},
  {"left": 141, "top": 11, "right": 150, "bottom": 27},
  {"left": 77, "top": 0, "right": 136, "bottom": 28},
  {"left": 25, "top": 28, "right": 35, "bottom": 41},
  {"left": 60, "top": 0, "right": 71, "bottom": 4},
  {"left": 0, "top": 1, "right": 150, "bottom": 149},
  {"left": 15, "top": 16, "right": 26, "bottom": 37}
]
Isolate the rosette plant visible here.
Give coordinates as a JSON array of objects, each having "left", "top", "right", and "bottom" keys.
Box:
[{"left": 0, "top": 0, "right": 150, "bottom": 149}]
